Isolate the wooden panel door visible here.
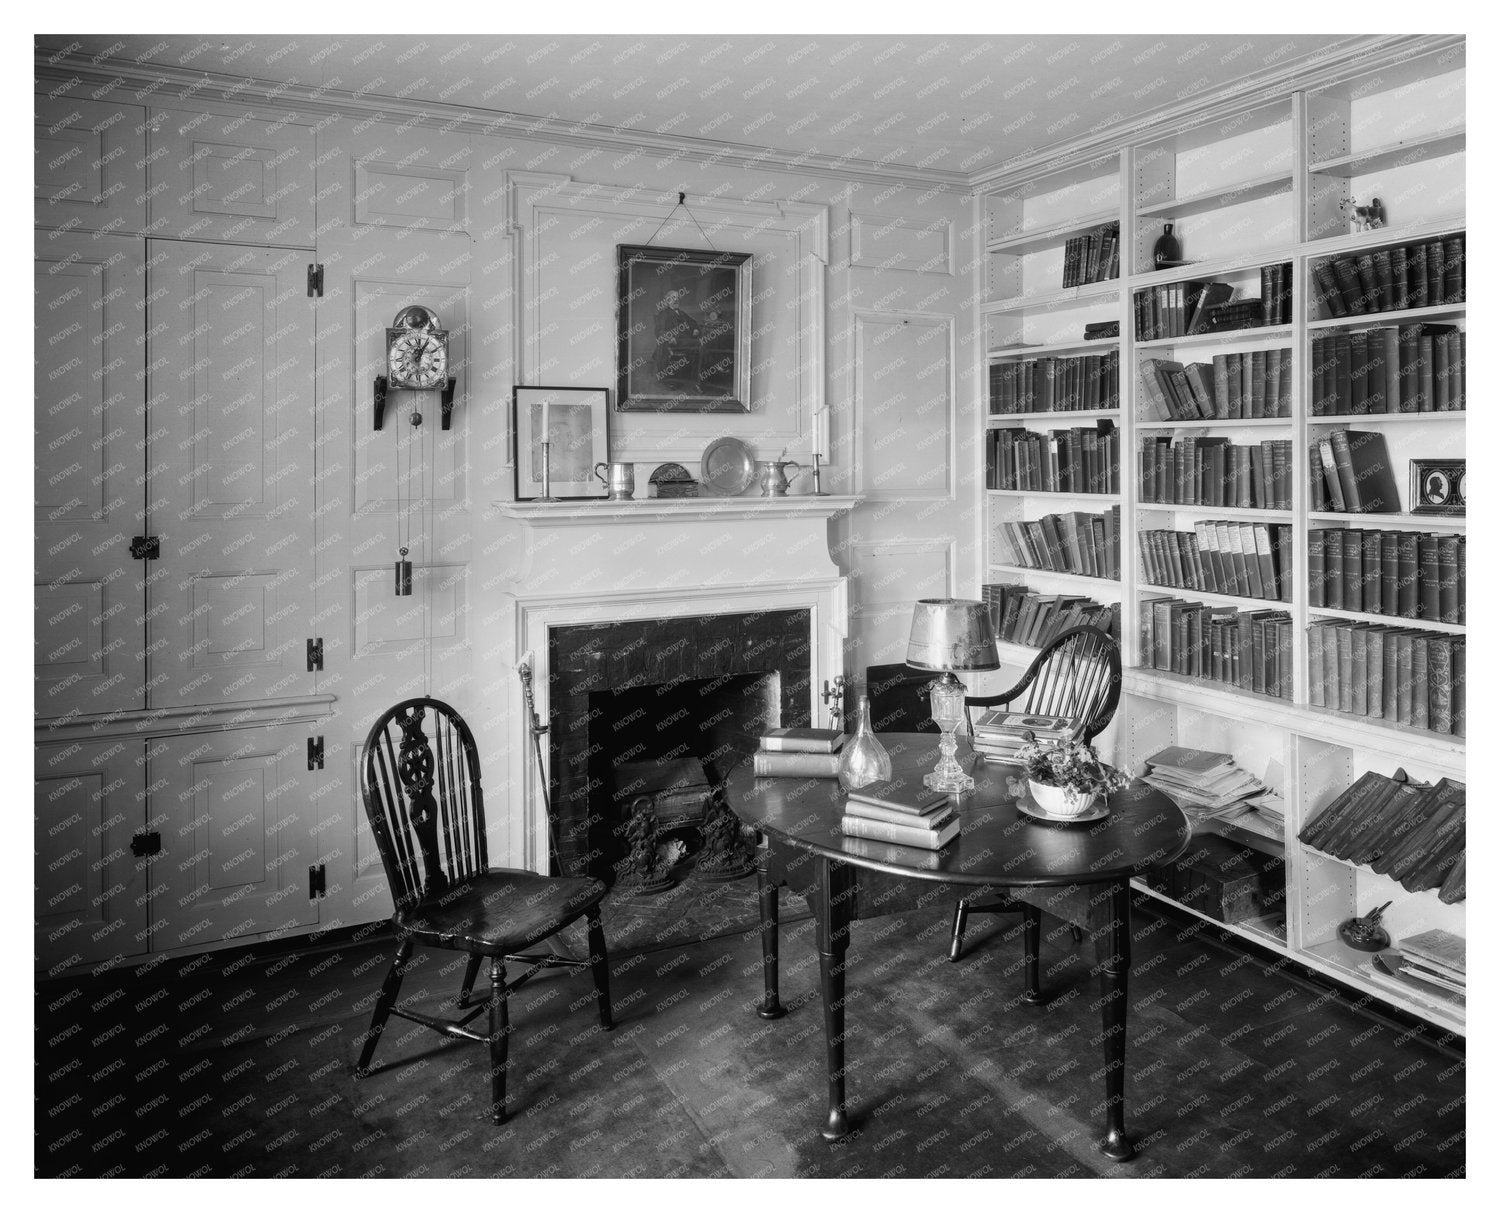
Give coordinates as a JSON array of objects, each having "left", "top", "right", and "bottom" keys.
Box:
[
  {"left": 147, "top": 107, "right": 315, "bottom": 246},
  {"left": 35, "top": 740, "right": 148, "bottom": 972},
  {"left": 146, "top": 241, "right": 316, "bottom": 708},
  {"left": 34, "top": 232, "right": 145, "bottom": 718},
  {"left": 34, "top": 93, "right": 147, "bottom": 233},
  {"left": 146, "top": 724, "right": 320, "bottom": 951}
]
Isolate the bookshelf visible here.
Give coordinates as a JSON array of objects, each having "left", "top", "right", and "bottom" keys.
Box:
[{"left": 975, "top": 37, "right": 1465, "bottom": 1032}]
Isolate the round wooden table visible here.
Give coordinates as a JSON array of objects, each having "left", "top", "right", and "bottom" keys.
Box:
[{"left": 723, "top": 733, "right": 1190, "bottom": 1161}]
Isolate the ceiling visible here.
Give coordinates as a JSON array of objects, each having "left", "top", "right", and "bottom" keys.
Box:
[{"left": 37, "top": 34, "right": 1359, "bottom": 182}]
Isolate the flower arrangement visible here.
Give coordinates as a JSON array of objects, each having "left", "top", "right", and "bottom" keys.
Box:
[{"left": 1016, "top": 738, "right": 1129, "bottom": 799}]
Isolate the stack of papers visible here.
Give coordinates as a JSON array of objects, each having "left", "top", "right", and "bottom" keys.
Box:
[{"left": 1142, "top": 745, "right": 1265, "bottom": 811}]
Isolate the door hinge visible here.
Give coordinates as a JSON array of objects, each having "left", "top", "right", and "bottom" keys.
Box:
[
  {"left": 129, "top": 535, "right": 160, "bottom": 560},
  {"left": 307, "top": 736, "right": 324, "bottom": 771},
  {"left": 307, "top": 264, "right": 324, "bottom": 298},
  {"left": 308, "top": 863, "right": 327, "bottom": 899},
  {"left": 306, "top": 637, "right": 324, "bottom": 673},
  {"left": 130, "top": 831, "right": 161, "bottom": 858}
]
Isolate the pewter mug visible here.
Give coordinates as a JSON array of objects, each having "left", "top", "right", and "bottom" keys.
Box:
[
  {"left": 594, "top": 461, "right": 635, "bottom": 500},
  {"left": 757, "top": 459, "right": 802, "bottom": 497}
]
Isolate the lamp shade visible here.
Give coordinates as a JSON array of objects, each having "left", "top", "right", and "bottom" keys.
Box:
[{"left": 906, "top": 598, "right": 1000, "bottom": 672}]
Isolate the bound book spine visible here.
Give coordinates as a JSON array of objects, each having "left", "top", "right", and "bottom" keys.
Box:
[{"left": 752, "top": 752, "right": 840, "bottom": 778}]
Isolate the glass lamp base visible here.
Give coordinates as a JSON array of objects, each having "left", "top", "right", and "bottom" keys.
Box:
[{"left": 923, "top": 765, "right": 975, "bottom": 794}]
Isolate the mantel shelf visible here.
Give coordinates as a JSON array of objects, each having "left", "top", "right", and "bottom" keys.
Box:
[{"left": 494, "top": 495, "right": 862, "bottom": 526}]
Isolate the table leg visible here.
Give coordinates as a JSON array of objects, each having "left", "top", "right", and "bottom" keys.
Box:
[
  {"left": 756, "top": 861, "right": 786, "bottom": 1020},
  {"left": 816, "top": 856, "right": 854, "bottom": 1141},
  {"left": 1021, "top": 902, "right": 1045, "bottom": 1004},
  {"left": 1098, "top": 879, "right": 1134, "bottom": 1161}
]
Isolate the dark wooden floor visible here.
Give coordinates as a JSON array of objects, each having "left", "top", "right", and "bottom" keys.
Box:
[{"left": 36, "top": 895, "right": 1464, "bottom": 1178}]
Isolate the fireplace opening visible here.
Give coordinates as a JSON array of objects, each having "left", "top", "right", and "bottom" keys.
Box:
[
  {"left": 547, "top": 608, "right": 813, "bottom": 886},
  {"left": 589, "top": 672, "right": 778, "bottom": 883}
]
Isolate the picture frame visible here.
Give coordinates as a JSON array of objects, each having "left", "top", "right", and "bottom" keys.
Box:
[
  {"left": 616, "top": 244, "right": 752, "bottom": 413},
  {"left": 1410, "top": 458, "right": 1466, "bottom": 515},
  {"left": 512, "top": 386, "right": 610, "bottom": 501}
]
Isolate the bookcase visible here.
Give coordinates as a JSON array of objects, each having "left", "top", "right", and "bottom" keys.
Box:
[{"left": 976, "top": 36, "right": 1465, "bottom": 1033}]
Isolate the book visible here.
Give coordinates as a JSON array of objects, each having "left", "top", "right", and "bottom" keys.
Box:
[
  {"left": 840, "top": 811, "right": 961, "bottom": 851},
  {"left": 759, "top": 727, "right": 845, "bottom": 754},
  {"left": 752, "top": 751, "right": 841, "bottom": 778},
  {"left": 843, "top": 781, "right": 950, "bottom": 816},
  {"left": 1327, "top": 429, "right": 1399, "bottom": 513},
  {"left": 842, "top": 798, "right": 954, "bottom": 828}
]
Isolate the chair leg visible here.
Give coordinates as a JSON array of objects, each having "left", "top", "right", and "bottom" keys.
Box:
[
  {"left": 1021, "top": 904, "right": 1045, "bottom": 1004},
  {"left": 458, "top": 954, "right": 482, "bottom": 1009},
  {"left": 949, "top": 898, "right": 969, "bottom": 962},
  {"left": 487, "top": 957, "right": 509, "bottom": 1124},
  {"left": 586, "top": 907, "right": 614, "bottom": 1031},
  {"left": 356, "top": 937, "right": 413, "bottom": 1076}
]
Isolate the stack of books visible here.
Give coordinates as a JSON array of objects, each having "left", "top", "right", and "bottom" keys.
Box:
[
  {"left": 1310, "top": 325, "right": 1465, "bottom": 415},
  {"left": 971, "top": 709, "right": 1074, "bottom": 764},
  {"left": 1139, "top": 521, "right": 1293, "bottom": 603},
  {"left": 988, "top": 350, "right": 1120, "bottom": 414},
  {"left": 1298, "top": 770, "right": 1465, "bottom": 898},
  {"left": 1142, "top": 598, "right": 1293, "bottom": 700},
  {"left": 1310, "top": 233, "right": 1464, "bottom": 317},
  {"left": 1140, "top": 745, "right": 1284, "bottom": 841},
  {"left": 751, "top": 727, "right": 845, "bottom": 778},
  {"left": 1397, "top": 928, "right": 1466, "bottom": 995},
  {"left": 1138, "top": 348, "right": 1293, "bottom": 421},
  {"left": 1305, "top": 621, "right": 1465, "bottom": 735},
  {"left": 1133, "top": 269, "right": 1289, "bottom": 341},
  {"left": 995, "top": 506, "right": 1120, "bottom": 580},
  {"left": 1308, "top": 430, "right": 1400, "bottom": 514},
  {"left": 985, "top": 423, "right": 1121, "bottom": 494},
  {"left": 1309, "top": 529, "right": 1464, "bottom": 623},
  {"left": 1062, "top": 221, "right": 1120, "bottom": 287},
  {"left": 1361, "top": 926, "right": 1466, "bottom": 1014},
  {"left": 1139, "top": 436, "right": 1293, "bottom": 511},
  {"left": 981, "top": 584, "right": 1120, "bottom": 649},
  {"left": 841, "top": 781, "right": 960, "bottom": 850}
]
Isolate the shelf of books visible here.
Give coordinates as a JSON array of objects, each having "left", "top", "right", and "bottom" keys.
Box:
[{"left": 974, "top": 36, "right": 1464, "bottom": 1032}]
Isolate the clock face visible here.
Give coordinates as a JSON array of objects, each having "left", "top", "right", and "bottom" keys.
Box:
[{"left": 389, "top": 330, "right": 447, "bottom": 389}]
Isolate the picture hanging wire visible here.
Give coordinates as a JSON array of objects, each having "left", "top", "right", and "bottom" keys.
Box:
[{"left": 643, "top": 191, "right": 718, "bottom": 250}]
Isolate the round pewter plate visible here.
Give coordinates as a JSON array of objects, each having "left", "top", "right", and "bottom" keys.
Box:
[{"left": 700, "top": 437, "right": 756, "bottom": 496}]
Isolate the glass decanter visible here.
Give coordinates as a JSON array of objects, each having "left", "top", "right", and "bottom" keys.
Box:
[{"left": 837, "top": 695, "right": 891, "bottom": 791}]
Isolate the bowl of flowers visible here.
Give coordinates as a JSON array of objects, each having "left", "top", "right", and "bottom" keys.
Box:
[{"left": 1015, "top": 737, "right": 1130, "bottom": 819}]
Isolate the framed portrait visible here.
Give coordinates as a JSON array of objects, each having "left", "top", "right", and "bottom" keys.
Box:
[
  {"left": 616, "top": 244, "right": 752, "bottom": 413},
  {"left": 512, "top": 386, "right": 610, "bottom": 501}
]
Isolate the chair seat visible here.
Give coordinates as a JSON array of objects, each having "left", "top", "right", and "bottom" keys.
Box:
[{"left": 397, "top": 869, "right": 607, "bottom": 955}]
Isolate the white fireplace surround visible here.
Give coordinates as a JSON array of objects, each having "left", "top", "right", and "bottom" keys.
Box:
[{"left": 495, "top": 496, "right": 859, "bottom": 870}]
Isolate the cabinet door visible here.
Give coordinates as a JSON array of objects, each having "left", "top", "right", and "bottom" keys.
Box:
[
  {"left": 147, "top": 725, "right": 320, "bottom": 951},
  {"left": 35, "top": 740, "right": 148, "bottom": 971},
  {"left": 34, "top": 232, "right": 146, "bottom": 718},
  {"left": 34, "top": 93, "right": 147, "bottom": 233},
  {"left": 146, "top": 240, "right": 316, "bottom": 708},
  {"left": 148, "top": 107, "right": 315, "bottom": 246}
]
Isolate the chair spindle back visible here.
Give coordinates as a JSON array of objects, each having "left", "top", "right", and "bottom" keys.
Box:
[{"left": 360, "top": 698, "right": 489, "bottom": 911}]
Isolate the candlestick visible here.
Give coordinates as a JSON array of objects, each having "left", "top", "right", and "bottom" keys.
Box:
[{"left": 538, "top": 440, "right": 557, "bottom": 502}]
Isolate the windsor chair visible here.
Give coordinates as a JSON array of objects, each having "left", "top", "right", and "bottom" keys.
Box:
[
  {"left": 950, "top": 626, "right": 1122, "bottom": 962},
  {"left": 355, "top": 698, "right": 613, "bottom": 1124}
]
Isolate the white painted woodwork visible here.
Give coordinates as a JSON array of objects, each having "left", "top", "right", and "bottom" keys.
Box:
[
  {"left": 147, "top": 107, "right": 316, "bottom": 246},
  {"left": 34, "top": 232, "right": 146, "bottom": 718},
  {"left": 314, "top": 119, "right": 480, "bottom": 905},
  {"left": 34, "top": 93, "right": 147, "bottom": 234},
  {"left": 145, "top": 723, "right": 320, "bottom": 952},
  {"left": 35, "top": 740, "right": 148, "bottom": 973},
  {"left": 850, "top": 310, "right": 956, "bottom": 501},
  {"left": 145, "top": 240, "right": 316, "bottom": 708}
]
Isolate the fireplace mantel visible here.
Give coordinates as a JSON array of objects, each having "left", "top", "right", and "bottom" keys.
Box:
[
  {"left": 494, "top": 491, "right": 853, "bottom": 871},
  {"left": 494, "top": 494, "right": 860, "bottom": 527}
]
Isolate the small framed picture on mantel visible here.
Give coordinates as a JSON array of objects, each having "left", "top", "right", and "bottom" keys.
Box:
[
  {"left": 512, "top": 385, "right": 610, "bottom": 501},
  {"left": 616, "top": 244, "right": 752, "bottom": 413}
]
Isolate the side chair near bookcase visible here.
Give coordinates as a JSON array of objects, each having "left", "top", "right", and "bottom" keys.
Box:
[
  {"left": 355, "top": 698, "right": 614, "bottom": 1123},
  {"left": 949, "top": 626, "right": 1123, "bottom": 962}
]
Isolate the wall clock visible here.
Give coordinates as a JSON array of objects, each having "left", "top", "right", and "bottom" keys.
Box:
[{"left": 373, "top": 304, "right": 459, "bottom": 431}]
